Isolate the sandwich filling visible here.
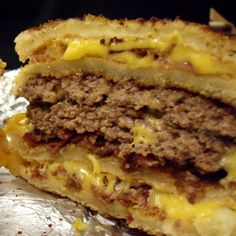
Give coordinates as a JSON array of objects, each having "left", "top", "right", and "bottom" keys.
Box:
[{"left": 19, "top": 72, "right": 236, "bottom": 177}]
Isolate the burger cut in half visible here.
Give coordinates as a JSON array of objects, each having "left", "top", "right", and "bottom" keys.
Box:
[{"left": 1, "top": 15, "right": 236, "bottom": 236}]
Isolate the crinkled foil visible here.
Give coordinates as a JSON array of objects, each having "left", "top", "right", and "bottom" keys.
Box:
[
  {"left": 0, "top": 70, "right": 145, "bottom": 236},
  {"left": 0, "top": 70, "right": 28, "bottom": 126}
]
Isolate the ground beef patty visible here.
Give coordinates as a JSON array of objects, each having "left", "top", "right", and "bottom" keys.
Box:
[{"left": 19, "top": 74, "right": 236, "bottom": 175}]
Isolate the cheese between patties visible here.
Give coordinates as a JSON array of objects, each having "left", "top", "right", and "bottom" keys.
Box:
[{"left": 1, "top": 114, "right": 236, "bottom": 236}]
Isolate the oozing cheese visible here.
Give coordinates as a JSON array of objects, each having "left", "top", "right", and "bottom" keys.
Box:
[
  {"left": 4, "top": 112, "right": 32, "bottom": 137},
  {"left": 109, "top": 32, "right": 180, "bottom": 52},
  {"left": 149, "top": 190, "right": 222, "bottom": 219},
  {"left": 170, "top": 44, "right": 234, "bottom": 75},
  {"left": 73, "top": 219, "right": 88, "bottom": 232},
  {"left": 144, "top": 114, "right": 161, "bottom": 128},
  {"left": 131, "top": 115, "right": 161, "bottom": 145},
  {"left": 62, "top": 32, "right": 236, "bottom": 76},
  {"left": 63, "top": 39, "right": 108, "bottom": 60},
  {"left": 87, "top": 153, "right": 101, "bottom": 174},
  {"left": 132, "top": 122, "right": 156, "bottom": 145},
  {"left": 63, "top": 31, "right": 181, "bottom": 61},
  {"left": 110, "top": 52, "right": 154, "bottom": 68}
]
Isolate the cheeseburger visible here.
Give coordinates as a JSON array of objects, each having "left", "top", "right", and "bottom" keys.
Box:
[{"left": 1, "top": 15, "right": 236, "bottom": 236}]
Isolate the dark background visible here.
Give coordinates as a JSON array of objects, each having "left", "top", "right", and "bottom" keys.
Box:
[{"left": 0, "top": 0, "right": 235, "bottom": 69}]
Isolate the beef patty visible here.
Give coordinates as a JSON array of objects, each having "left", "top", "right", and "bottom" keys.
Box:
[{"left": 19, "top": 73, "right": 236, "bottom": 175}]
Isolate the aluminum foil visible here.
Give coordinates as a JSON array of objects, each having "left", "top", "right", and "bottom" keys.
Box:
[{"left": 0, "top": 70, "right": 146, "bottom": 236}]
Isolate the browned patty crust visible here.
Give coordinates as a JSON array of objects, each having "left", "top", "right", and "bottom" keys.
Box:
[{"left": 19, "top": 73, "right": 236, "bottom": 176}]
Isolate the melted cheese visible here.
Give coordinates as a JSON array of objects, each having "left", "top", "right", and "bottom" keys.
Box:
[
  {"left": 149, "top": 190, "right": 222, "bottom": 219},
  {"left": 62, "top": 32, "right": 235, "bottom": 76},
  {"left": 132, "top": 122, "right": 156, "bottom": 145},
  {"left": 63, "top": 39, "right": 108, "bottom": 60},
  {"left": 73, "top": 219, "right": 88, "bottom": 232},
  {"left": 63, "top": 31, "right": 181, "bottom": 62},
  {"left": 131, "top": 116, "right": 161, "bottom": 145},
  {"left": 87, "top": 154, "right": 101, "bottom": 174},
  {"left": 170, "top": 44, "right": 235, "bottom": 75},
  {"left": 63, "top": 161, "right": 92, "bottom": 187},
  {"left": 142, "top": 94, "right": 164, "bottom": 110},
  {"left": 144, "top": 114, "right": 161, "bottom": 129},
  {"left": 194, "top": 208, "right": 236, "bottom": 236},
  {"left": 111, "top": 52, "right": 154, "bottom": 68},
  {"left": 109, "top": 31, "right": 181, "bottom": 52},
  {"left": 51, "top": 159, "right": 117, "bottom": 195},
  {"left": 4, "top": 113, "right": 32, "bottom": 137}
]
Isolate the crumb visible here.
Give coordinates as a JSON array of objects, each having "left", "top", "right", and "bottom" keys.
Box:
[
  {"left": 174, "top": 220, "right": 181, "bottom": 229},
  {"left": 127, "top": 215, "right": 134, "bottom": 224},
  {"left": 48, "top": 223, "right": 52, "bottom": 228},
  {"left": 95, "top": 225, "right": 105, "bottom": 232},
  {"left": 73, "top": 219, "right": 88, "bottom": 232},
  {"left": 17, "top": 231, "right": 22, "bottom": 235}
]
